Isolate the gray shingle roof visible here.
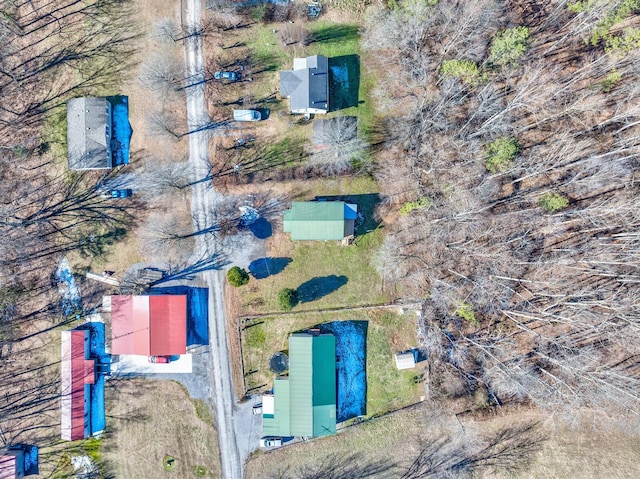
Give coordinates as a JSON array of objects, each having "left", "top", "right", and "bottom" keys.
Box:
[
  {"left": 279, "top": 55, "right": 329, "bottom": 113},
  {"left": 66, "top": 97, "right": 112, "bottom": 170}
]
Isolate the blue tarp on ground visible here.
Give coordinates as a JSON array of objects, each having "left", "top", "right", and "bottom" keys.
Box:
[
  {"left": 85, "top": 321, "right": 108, "bottom": 435},
  {"left": 150, "top": 287, "right": 209, "bottom": 346},
  {"left": 56, "top": 258, "right": 81, "bottom": 316},
  {"left": 110, "top": 96, "right": 132, "bottom": 166},
  {"left": 319, "top": 321, "right": 367, "bottom": 422}
]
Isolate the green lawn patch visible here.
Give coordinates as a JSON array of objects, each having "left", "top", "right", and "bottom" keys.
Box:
[
  {"left": 190, "top": 398, "right": 214, "bottom": 426},
  {"left": 366, "top": 315, "right": 424, "bottom": 417},
  {"left": 246, "top": 24, "right": 288, "bottom": 72},
  {"left": 241, "top": 178, "right": 383, "bottom": 313},
  {"left": 237, "top": 135, "right": 309, "bottom": 178},
  {"left": 305, "top": 23, "right": 360, "bottom": 57},
  {"left": 241, "top": 227, "right": 385, "bottom": 313}
]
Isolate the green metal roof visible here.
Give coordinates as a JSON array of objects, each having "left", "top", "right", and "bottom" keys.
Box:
[
  {"left": 263, "top": 332, "right": 336, "bottom": 438},
  {"left": 311, "top": 334, "right": 337, "bottom": 436},
  {"left": 282, "top": 202, "right": 353, "bottom": 240},
  {"left": 262, "top": 378, "right": 290, "bottom": 437},
  {"left": 289, "top": 334, "right": 314, "bottom": 435}
]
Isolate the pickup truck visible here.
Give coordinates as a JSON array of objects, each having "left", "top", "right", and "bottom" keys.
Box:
[{"left": 233, "top": 109, "right": 261, "bottom": 122}]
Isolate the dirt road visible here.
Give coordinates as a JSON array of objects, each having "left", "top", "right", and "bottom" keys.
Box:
[{"left": 182, "top": 0, "right": 243, "bottom": 477}]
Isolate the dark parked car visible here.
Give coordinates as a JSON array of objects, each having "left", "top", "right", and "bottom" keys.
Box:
[
  {"left": 214, "top": 71, "right": 240, "bottom": 81},
  {"left": 110, "top": 189, "right": 133, "bottom": 198}
]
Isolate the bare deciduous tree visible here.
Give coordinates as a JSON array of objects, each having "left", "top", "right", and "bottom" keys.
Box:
[
  {"left": 310, "top": 116, "right": 370, "bottom": 175},
  {"left": 364, "top": 0, "right": 640, "bottom": 419}
]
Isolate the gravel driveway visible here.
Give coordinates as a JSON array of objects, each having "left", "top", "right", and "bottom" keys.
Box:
[{"left": 182, "top": 0, "right": 243, "bottom": 477}]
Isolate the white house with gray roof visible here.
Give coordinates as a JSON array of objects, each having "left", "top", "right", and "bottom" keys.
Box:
[
  {"left": 280, "top": 55, "right": 329, "bottom": 115},
  {"left": 66, "top": 96, "right": 132, "bottom": 171}
]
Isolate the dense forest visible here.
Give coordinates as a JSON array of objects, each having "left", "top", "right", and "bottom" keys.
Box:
[{"left": 365, "top": 0, "right": 640, "bottom": 420}]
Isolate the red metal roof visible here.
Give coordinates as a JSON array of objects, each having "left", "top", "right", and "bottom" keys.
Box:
[
  {"left": 111, "top": 295, "right": 187, "bottom": 356},
  {"left": 61, "top": 329, "right": 93, "bottom": 441},
  {"left": 0, "top": 450, "right": 23, "bottom": 479}
]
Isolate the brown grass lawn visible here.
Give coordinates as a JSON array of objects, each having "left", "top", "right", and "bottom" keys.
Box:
[
  {"left": 67, "top": 0, "right": 191, "bottom": 277},
  {"left": 241, "top": 308, "right": 424, "bottom": 415},
  {"left": 124, "top": 0, "right": 187, "bottom": 161},
  {"left": 102, "top": 379, "right": 220, "bottom": 479},
  {"left": 246, "top": 403, "right": 640, "bottom": 479},
  {"left": 0, "top": 1, "right": 208, "bottom": 477}
]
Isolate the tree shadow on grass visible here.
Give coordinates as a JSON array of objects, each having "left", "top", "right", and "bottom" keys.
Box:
[
  {"left": 248, "top": 218, "right": 272, "bottom": 239},
  {"left": 309, "top": 25, "right": 360, "bottom": 44},
  {"left": 297, "top": 275, "right": 348, "bottom": 303},
  {"left": 329, "top": 55, "right": 360, "bottom": 111},
  {"left": 401, "top": 421, "right": 546, "bottom": 478},
  {"left": 251, "top": 51, "right": 282, "bottom": 75},
  {"left": 152, "top": 254, "right": 228, "bottom": 285},
  {"left": 248, "top": 257, "right": 292, "bottom": 279},
  {"left": 236, "top": 137, "right": 309, "bottom": 175},
  {"left": 278, "top": 451, "right": 396, "bottom": 479}
]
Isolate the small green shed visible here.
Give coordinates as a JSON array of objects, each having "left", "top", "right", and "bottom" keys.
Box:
[
  {"left": 262, "top": 332, "right": 337, "bottom": 438},
  {"left": 282, "top": 201, "right": 358, "bottom": 241}
]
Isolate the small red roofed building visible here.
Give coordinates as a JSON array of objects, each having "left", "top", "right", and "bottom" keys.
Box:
[
  {"left": 110, "top": 295, "right": 187, "bottom": 356},
  {"left": 61, "top": 329, "right": 95, "bottom": 441},
  {"left": 0, "top": 450, "right": 24, "bottom": 479}
]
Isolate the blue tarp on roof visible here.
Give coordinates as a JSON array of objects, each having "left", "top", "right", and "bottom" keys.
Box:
[
  {"left": 344, "top": 203, "right": 358, "bottom": 220},
  {"left": 110, "top": 96, "right": 132, "bottom": 166},
  {"left": 86, "top": 321, "right": 108, "bottom": 435},
  {"left": 319, "top": 321, "right": 367, "bottom": 422}
]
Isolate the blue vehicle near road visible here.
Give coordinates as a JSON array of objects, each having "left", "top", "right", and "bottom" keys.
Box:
[
  {"left": 214, "top": 71, "right": 240, "bottom": 81},
  {"left": 110, "top": 189, "right": 133, "bottom": 198}
]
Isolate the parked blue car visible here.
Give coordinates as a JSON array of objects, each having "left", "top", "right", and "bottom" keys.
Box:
[
  {"left": 110, "top": 189, "right": 133, "bottom": 198},
  {"left": 214, "top": 71, "right": 240, "bottom": 81}
]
